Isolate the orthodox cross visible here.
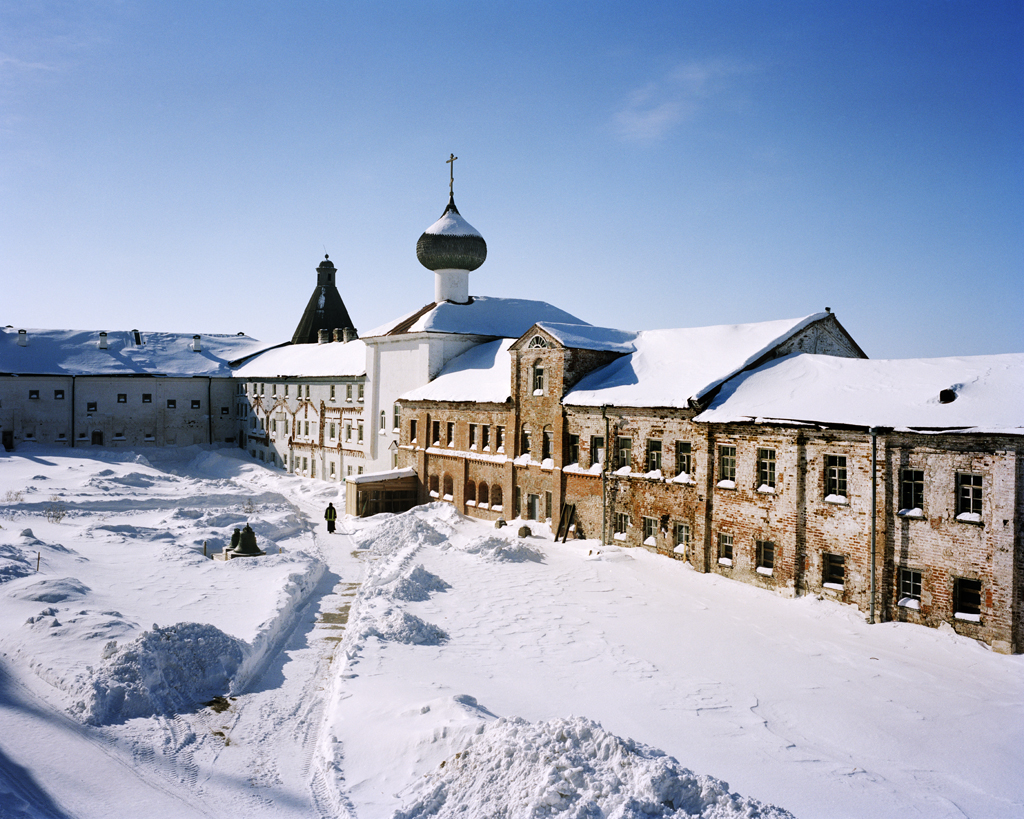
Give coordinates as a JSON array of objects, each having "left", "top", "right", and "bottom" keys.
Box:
[{"left": 446, "top": 153, "right": 458, "bottom": 196}]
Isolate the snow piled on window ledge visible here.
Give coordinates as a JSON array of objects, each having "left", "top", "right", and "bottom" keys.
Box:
[
  {"left": 756, "top": 566, "right": 773, "bottom": 576},
  {"left": 643, "top": 536, "right": 656, "bottom": 547},
  {"left": 955, "top": 611, "right": 981, "bottom": 622},
  {"left": 956, "top": 512, "right": 982, "bottom": 524},
  {"left": 669, "top": 472, "right": 695, "bottom": 485},
  {"left": 898, "top": 508, "right": 925, "bottom": 519},
  {"left": 757, "top": 484, "right": 775, "bottom": 494},
  {"left": 718, "top": 557, "right": 732, "bottom": 567},
  {"left": 613, "top": 532, "right": 627, "bottom": 542},
  {"left": 823, "top": 582, "right": 844, "bottom": 591},
  {"left": 824, "top": 494, "right": 848, "bottom": 505},
  {"left": 716, "top": 480, "right": 736, "bottom": 490},
  {"left": 898, "top": 597, "right": 920, "bottom": 610}
]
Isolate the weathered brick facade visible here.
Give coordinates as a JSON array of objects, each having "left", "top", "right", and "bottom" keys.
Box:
[{"left": 396, "top": 320, "right": 1023, "bottom": 653}]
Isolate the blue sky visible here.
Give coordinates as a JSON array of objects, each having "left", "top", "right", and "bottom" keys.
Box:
[{"left": 2, "top": 1, "right": 1021, "bottom": 357}]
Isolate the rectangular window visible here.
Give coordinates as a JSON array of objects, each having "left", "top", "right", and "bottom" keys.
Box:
[
  {"left": 117, "top": 393, "right": 127, "bottom": 403},
  {"left": 533, "top": 364, "right": 544, "bottom": 393},
  {"left": 302, "top": 457, "right": 308, "bottom": 471},
  {"left": 719, "top": 445, "right": 737, "bottom": 484},
  {"left": 675, "top": 523, "right": 690, "bottom": 550},
  {"left": 54, "top": 389, "right": 65, "bottom": 400},
  {"left": 954, "top": 578, "right": 982, "bottom": 619},
  {"left": 284, "top": 384, "right": 289, "bottom": 397},
  {"left": 542, "top": 429, "right": 553, "bottom": 461},
  {"left": 646, "top": 439, "right": 662, "bottom": 472},
  {"left": 591, "top": 435, "right": 605, "bottom": 467},
  {"left": 900, "top": 469, "right": 924, "bottom": 511},
  {"left": 271, "top": 419, "right": 277, "bottom": 433},
  {"left": 481, "top": 424, "right": 490, "bottom": 450},
  {"left": 614, "top": 512, "right": 629, "bottom": 535},
  {"left": 756, "top": 540, "right": 775, "bottom": 572},
  {"left": 29, "top": 389, "right": 40, "bottom": 399},
  {"left": 143, "top": 393, "right": 152, "bottom": 403},
  {"left": 191, "top": 399, "right": 201, "bottom": 409},
  {"left": 357, "top": 384, "right": 364, "bottom": 402},
  {"left": 757, "top": 449, "right": 776, "bottom": 489},
  {"left": 357, "top": 422, "right": 364, "bottom": 442},
  {"left": 87, "top": 401, "right": 97, "bottom": 412},
  {"left": 545, "top": 491, "right": 552, "bottom": 519},
  {"left": 675, "top": 441, "right": 691, "bottom": 476},
  {"left": 825, "top": 455, "right": 847, "bottom": 499},
  {"left": 823, "top": 553, "right": 845, "bottom": 587},
  {"left": 432, "top": 420, "right": 441, "bottom": 445},
  {"left": 330, "top": 385, "right": 336, "bottom": 400},
  {"left": 329, "top": 422, "right": 336, "bottom": 439},
  {"left": 642, "top": 516, "right": 657, "bottom": 541},
  {"left": 304, "top": 421, "right": 309, "bottom": 436},
  {"left": 496, "top": 426, "right": 505, "bottom": 451},
  {"left": 469, "top": 423, "right": 478, "bottom": 448},
  {"left": 899, "top": 568, "right": 922, "bottom": 605},
  {"left": 304, "top": 385, "right": 310, "bottom": 399},
  {"left": 616, "top": 436, "right": 632, "bottom": 470},
  {"left": 956, "top": 473, "right": 983, "bottom": 518},
  {"left": 167, "top": 399, "right": 176, "bottom": 409},
  {"left": 718, "top": 533, "right": 734, "bottom": 564},
  {"left": 260, "top": 383, "right": 265, "bottom": 395},
  {"left": 284, "top": 419, "right": 289, "bottom": 434},
  {"left": 568, "top": 434, "right": 580, "bottom": 465},
  {"left": 330, "top": 462, "right": 336, "bottom": 477},
  {"left": 393, "top": 403, "right": 400, "bottom": 430},
  {"left": 446, "top": 422, "right": 455, "bottom": 447},
  {"left": 345, "top": 422, "right": 352, "bottom": 441},
  {"left": 346, "top": 384, "right": 353, "bottom": 402},
  {"left": 272, "top": 384, "right": 277, "bottom": 396},
  {"left": 410, "top": 419, "right": 417, "bottom": 443}
]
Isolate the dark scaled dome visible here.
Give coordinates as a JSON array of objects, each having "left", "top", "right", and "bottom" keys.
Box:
[{"left": 416, "top": 195, "right": 487, "bottom": 272}]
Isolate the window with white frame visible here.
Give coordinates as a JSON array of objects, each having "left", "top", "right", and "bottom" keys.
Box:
[
  {"left": 825, "top": 455, "right": 847, "bottom": 499},
  {"left": 757, "top": 448, "right": 776, "bottom": 489},
  {"left": 642, "top": 516, "right": 657, "bottom": 542},
  {"left": 718, "top": 445, "right": 736, "bottom": 486},
  {"left": 717, "top": 533, "right": 733, "bottom": 564}
]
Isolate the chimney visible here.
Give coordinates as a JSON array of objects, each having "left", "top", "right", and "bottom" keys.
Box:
[
  {"left": 343, "top": 327, "right": 358, "bottom": 343},
  {"left": 333, "top": 328, "right": 343, "bottom": 343},
  {"left": 17, "top": 329, "right": 27, "bottom": 346},
  {"left": 192, "top": 334, "right": 202, "bottom": 352},
  {"left": 99, "top": 331, "right": 108, "bottom": 350},
  {"left": 318, "top": 329, "right": 330, "bottom": 344}
]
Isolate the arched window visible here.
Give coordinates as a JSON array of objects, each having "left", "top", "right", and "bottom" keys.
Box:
[
  {"left": 521, "top": 425, "right": 531, "bottom": 454},
  {"left": 542, "top": 425, "right": 554, "bottom": 460},
  {"left": 491, "top": 484, "right": 503, "bottom": 510},
  {"left": 478, "top": 482, "right": 489, "bottom": 507},
  {"left": 443, "top": 474, "right": 453, "bottom": 500},
  {"left": 429, "top": 475, "right": 439, "bottom": 496},
  {"left": 466, "top": 481, "right": 476, "bottom": 504},
  {"left": 380, "top": 410, "right": 386, "bottom": 431}
]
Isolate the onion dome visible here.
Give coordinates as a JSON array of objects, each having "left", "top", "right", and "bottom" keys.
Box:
[{"left": 416, "top": 194, "right": 487, "bottom": 272}]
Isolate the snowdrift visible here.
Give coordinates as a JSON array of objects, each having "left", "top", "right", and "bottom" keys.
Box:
[{"left": 395, "top": 715, "right": 794, "bottom": 819}]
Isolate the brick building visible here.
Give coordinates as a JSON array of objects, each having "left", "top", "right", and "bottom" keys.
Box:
[{"left": 397, "top": 316, "right": 1023, "bottom": 653}]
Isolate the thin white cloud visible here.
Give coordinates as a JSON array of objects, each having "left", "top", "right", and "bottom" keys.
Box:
[
  {"left": 614, "top": 59, "right": 755, "bottom": 143},
  {"left": 0, "top": 53, "right": 59, "bottom": 73}
]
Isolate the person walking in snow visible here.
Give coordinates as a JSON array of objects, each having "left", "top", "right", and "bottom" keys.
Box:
[{"left": 324, "top": 502, "right": 337, "bottom": 534}]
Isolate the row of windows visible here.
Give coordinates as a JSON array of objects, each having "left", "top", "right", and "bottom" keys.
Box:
[
  {"left": 414, "top": 420, "right": 507, "bottom": 452},
  {"left": 26, "top": 390, "right": 223, "bottom": 413},
  {"left": 245, "top": 382, "right": 364, "bottom": 402},
  {"left": 426, "top": 475, "right": 505, "bottom": 509},
  {"left": 265, "top": 418, "right": 367, "bottom": 443},
  {"left": 898, "top": 469, "right": 983, "bottom": 519}
]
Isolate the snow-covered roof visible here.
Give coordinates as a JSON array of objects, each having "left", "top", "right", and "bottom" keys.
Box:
[
  {"left": 232, "top": 339, "right": 366, "bottom": 379},
  {"left": 533, "top": 323, "right": 638, "bottom": 353},
  {"left": 0, "top": 328, "right": 264, "bottom": 377},
  {"left": 422, "top": 206, "right": 482, "bottom": 238},
  {"left": 695, "top": 352, "right": 1024, "bottom": 434},
  {"left": 346, "top": 466, "right": 417, "bottom": 484},
  {"left": 564, "top": 314, "right": 828, "bottom": 409},
  {"left": 364, "top": 296, "right": 587, "bottom": 339},
  {"left": 401, "top": 339, "right": 513, "bottom": 404}
]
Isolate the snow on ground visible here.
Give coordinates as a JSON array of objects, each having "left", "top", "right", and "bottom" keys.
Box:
[{"left": 1, "top": 448, "right": 1023, "bottom": 818}]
